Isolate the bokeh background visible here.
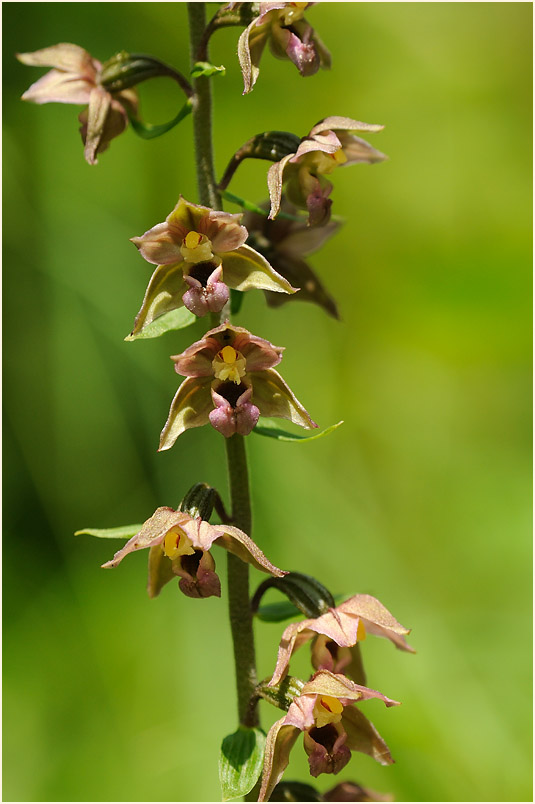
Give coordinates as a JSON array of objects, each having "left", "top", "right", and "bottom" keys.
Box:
[{"left": 3, "top": 3, "right": 532, "bottom": 802}]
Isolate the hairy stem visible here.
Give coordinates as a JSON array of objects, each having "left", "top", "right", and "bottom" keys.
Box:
[
  {"left": 188, "top": 2, "right": 259, "bottom": 732},
  {"left": 187, "top": 3, "right": 221, "bottom": 209}
]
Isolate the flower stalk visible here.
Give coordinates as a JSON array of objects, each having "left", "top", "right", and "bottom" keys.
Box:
[{"left": 188, "top": 1, "right": 260, "bottom": 733}]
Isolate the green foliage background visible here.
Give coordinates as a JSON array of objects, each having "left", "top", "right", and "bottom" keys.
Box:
[{"left": 3, "top": 3, "right": 532, "bottom": 801}]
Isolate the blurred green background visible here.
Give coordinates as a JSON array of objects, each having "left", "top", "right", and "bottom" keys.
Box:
[{"left": 3, "top": 3, "right": 532, "bottom": 802}]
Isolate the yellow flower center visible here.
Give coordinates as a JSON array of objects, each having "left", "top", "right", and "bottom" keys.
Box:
[
  {"left": 357, "top": 619, "right": 367, "bottom": 641},
  {"left": 163, "top": 526, "right": 195, "bottom": 560},
  {"left": 312, "top": 148, "right": 348, "bottom": 175},
  {"left": 212, "top": 345, "right": 247, "bottom": 384},
  {"left": 313, "top": 695, "right": 344, "bottom": 729},
  {"left": 180, "top": 231, "right": 214, "bottom": 263}
]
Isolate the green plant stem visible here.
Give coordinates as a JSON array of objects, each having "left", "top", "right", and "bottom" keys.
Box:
[{"left": 187, "top": 2, "right": 259, "bottom": 734}]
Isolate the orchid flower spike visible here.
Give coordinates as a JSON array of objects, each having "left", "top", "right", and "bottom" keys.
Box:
[
  {"left": 268, "top": 116, "right": 387, "bottom": 226},
  {"left": 159, "top": 323, "right": 317, "bottom": 448},
  {"left": 259, "top": 670, "right": 400, "bottom": 802},
  {"left": 237, "top": 2, "right": 331, "bottom": 94},
  {"left": 129, "top": 196, "right": 296, "bottom": 331},
  {"left": 102, "top": 505, "right": 286, "bottom": 599},
  {"left": 17, "top": 43, "right": 138, "bottom": 165},
  {"left": 269, "top": 594, "right": 414, "bottom": 687}
]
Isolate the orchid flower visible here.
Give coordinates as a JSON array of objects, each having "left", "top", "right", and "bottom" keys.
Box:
[
  {"left": 237, "top": 2, "right": 331, "bottom": 94},
  {"left": 102, "top": 505, "right": 286, "bottom": 599},
  {"left": 269, "top": 594, "right": 414, "bottom": 686},
  {"left": 268, "top": 116, "right": 387, "bottom": 226},
  {"left": 159, "top": 323, "right": 317, "bottom": 447},
  {"left": 130, "top": 196, "right": 296, "bottom": 329},
  {"left": 17, "top": 43, "right": 138, "bottom": 165},
  {"left": 259, "top": 670, "right": 399, "bottom": 802}
]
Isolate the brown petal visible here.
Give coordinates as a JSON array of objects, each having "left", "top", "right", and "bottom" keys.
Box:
[
  {"left": 215, "top": 524, "right": 287, "bottom": 577},
  {"left": 341, "top": 706, "right": 394, "bottom": 766},
  {"left": 258, "top": 720, "right": 301, "bottom": 802}
]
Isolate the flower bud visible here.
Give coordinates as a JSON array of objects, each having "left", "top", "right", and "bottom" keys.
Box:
[{"left": 178, "top": 482, "right": 216, "bottom": 522}]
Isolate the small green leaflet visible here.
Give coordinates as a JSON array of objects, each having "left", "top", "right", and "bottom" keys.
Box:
[
  {"left": 128, "top": 98, "right": 193, "bottom": 140},
  {"left": 252, "top": 420, "right": 344, "bottom": 443},
  {"left": 191, "top": 61, "right": 226, "bottom": 79},
  {"left": 125, "top": 307, "right": 196, "bottom": 341},
  {"left": 219, "top": 727, "right": 265, "bottom": 801},
  {"left": 74, "top": 525, "right": 142, "bottom": 540},
  {"left": 220, "top": 189, "right": 303, "bottom": 222}
]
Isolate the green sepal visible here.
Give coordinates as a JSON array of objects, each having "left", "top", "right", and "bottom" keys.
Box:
[
  {"left": 191, "top": 61, "right": 226, "bottom": 79},
  {"left": 124, "top": 307, "right": 196, "bottom": 341},
  {"left": 74, "top": 524, "right": 143, "bottom": 540},
  {"left": 128, "top": 98, "right": 193, "bottom": 140},
  {"left": 252, "top": 419, "right": 344, "bottom": 442},
  {"left": 230, "top": 289, "right": 244, "bottom": 316},
  {"left": 269, "top": 781, "right": 323, "bottom": 802},
  {"left": 219, "top": 726, "right": 266, "bottom": 801}
]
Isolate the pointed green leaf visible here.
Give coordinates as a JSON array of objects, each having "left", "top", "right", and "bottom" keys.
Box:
[
  {"left": 74, "top": 524, "right": 142, "bottom": 540},
  {"left": 191, "top": 61, "right": 226, "bottom": 79},
  {"left": 125, "top": 306, "right": 196, "bottom": 341},
  {"left": 128, "top": 98, "right": 193, "bottom": 140},
  {"left": 219, "top": 727, "right": 266, "bottom": 801},
  {"left": 252, "top": 420, "right": 344, "bottom": 442}
]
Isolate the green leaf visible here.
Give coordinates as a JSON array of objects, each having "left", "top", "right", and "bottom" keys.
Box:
[
  {"left": 219, "top": 727, "right": 266, "bottom": 801},
  {"left": 125, "top": 307, "right": 196, "bottom": 340},
  {"left": 252, "top": 420, "right": 344, "bottom": 442},
  {"left": 74, "top": 525, "right": 142, "bottom": 540},
  {"left": 128, "top": 98, "right": 193, "bottom": 140},
  {"left": 191, "top": 61, "right": 226, "bottom": 79}
]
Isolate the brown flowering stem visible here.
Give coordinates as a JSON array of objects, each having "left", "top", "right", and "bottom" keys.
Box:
[
  {"left": 187, "top": 2, "right": 221, "bottom": 210},
  {"left": 226, "top": 433, "right": 259, "bottom": 729},
  {"left": 188, "top": 2, "right": 259, "bottom": 736}
]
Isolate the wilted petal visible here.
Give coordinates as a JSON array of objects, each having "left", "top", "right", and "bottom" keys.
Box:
[
  {"left": 293, "top": 131, "right": 341, "bottom": 160},
  {"left": 250, "top": 368, "right": 317, "bottom": 429},
  {"left": 82, "top": 94, "right": 130, "bottom": 163},
  {"left": 21, "top": 69, "right": 92, "bottom": 105},
  {"left": 258, "top": 719, "right": 301, "bottom": 802},
  {"left": 216, "top": 523, "right": 286, "bottom": 577},
  {"left": 221, "top": 245, "right": 297, "bottom": 294},
  {"left": 129, "top": 262, "right": 188, "bottom": 337},
  {"left": 279, "top": 219, "right": 340, "bottom": 258},
  {"left": 341, "top": 706, "right": 394, "bottom": 766},
  {"left": 159, "top": 377, "right": 213, "bottom": 450},
  {"left": 101, "top": 507, "right": 189, "bottom": 568}
]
